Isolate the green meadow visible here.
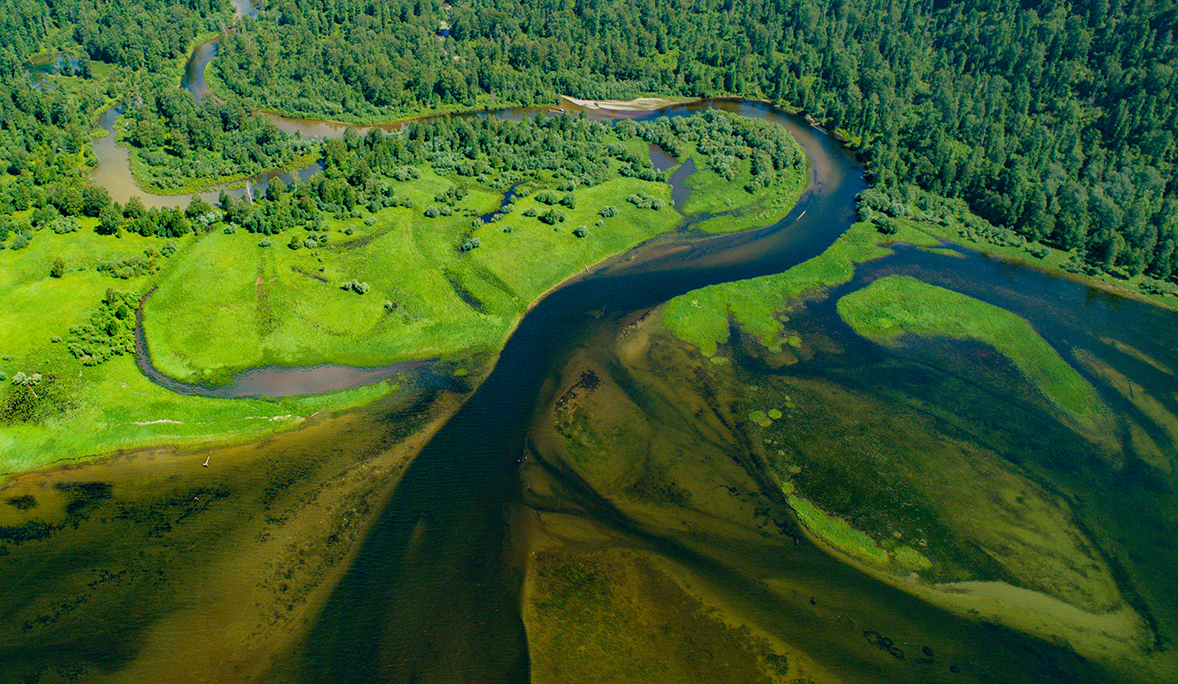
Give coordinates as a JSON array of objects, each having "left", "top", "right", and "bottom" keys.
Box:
[
  {"left": 2, "top": 110, "right": 813, "bottom": 475},
  {"left": 144, "top": 172, "right": 679, "bottom": 385},
  {"left": 0, "top": 220, "right": 390, "bottom": 477},
  {"left": 836, "top": 275, "right": 1105, "bottom": 424}
]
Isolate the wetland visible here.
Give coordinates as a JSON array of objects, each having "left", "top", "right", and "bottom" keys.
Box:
[{"left": 1, "top": 22, "right": 1177, "bottom": 684}]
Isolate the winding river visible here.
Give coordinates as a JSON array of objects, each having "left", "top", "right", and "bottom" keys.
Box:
[{"left": 3, "top": 11, "right": 1176, "bottom": 684}]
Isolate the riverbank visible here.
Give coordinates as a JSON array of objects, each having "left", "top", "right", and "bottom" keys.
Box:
[{"left": 912, "top": 219, "right": 1178, "bottom": 313}]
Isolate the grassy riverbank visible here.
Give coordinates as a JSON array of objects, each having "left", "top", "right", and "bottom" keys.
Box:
[
  {"left": 913, "top": 219, "right": 1178, "bottom": 312},
  {"left": 0, "top": 218, "right": 392, "bottom": 477},
  {"left": 676, "top": 144, "right": 808, "bottom": 233}
]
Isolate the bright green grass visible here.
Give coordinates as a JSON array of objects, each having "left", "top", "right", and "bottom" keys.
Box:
[
  {"left": 676, "top": 144, "right": 808, "bottom": 233},
  {"left": 3, "top": 116, "right": 806, "bottom": 474},
  {"left": 662, "top": 221, "right": 939, "bottom": 356},
  {"left": 0, "top": 218, "right": 158, "bottom": 366},
  {"left": 144, "top": 172, "right": 683, "bottom": 384},
  {"left": 0, "top": 355, "right": 389, "bottom": 477},
  {"left": 0, "top": 224, "right": 389, "bottom": 475},
  {"left": 787, "top": 494, "right": 889, "bottom": 565},
  {"left": 836, "top": 275, "right": 1105, "bottom": 423},
  {"left": 787, "top": 493, "right": 931, "bottom": 571}
]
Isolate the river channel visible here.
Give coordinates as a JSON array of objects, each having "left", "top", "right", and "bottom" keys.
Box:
[{"left": 1, "top": 13, "right": 1176, "bottom": 684}]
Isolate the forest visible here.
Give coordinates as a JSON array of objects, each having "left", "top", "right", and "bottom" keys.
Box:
[
  {"left": 210, "top": 0, "right": 1178, "bottom": 282},
  {"left": 0, "top": 0, "right": 1175, "bottom": 284}
]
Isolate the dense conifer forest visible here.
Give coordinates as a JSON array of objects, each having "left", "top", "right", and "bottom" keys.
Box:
[{"left": 1, "top": 0, "right": 1177, "bottom": 283}]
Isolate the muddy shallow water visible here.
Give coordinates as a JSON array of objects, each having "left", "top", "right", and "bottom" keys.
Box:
[{"left": 519, "top": 239, "right": 1178, "bottom": 684}]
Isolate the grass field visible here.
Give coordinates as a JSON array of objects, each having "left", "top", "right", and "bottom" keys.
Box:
[
  {"left": 836, "top": 275, "right": 1105, "bottom": 424},
  {"left": 661, "top": 221, "right": 939, "bottom": 355},
  {"left": 0, "top": 221, "right": 389, "bottom": 477},
  {"left": 143, "top": 171, "right": 681, "bottom": 385}
]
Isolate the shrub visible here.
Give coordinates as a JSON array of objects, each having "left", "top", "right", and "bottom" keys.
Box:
[
  {"left": 258, "top": 237, "right": 272, "bottom": 247},
  {"left": 535, "top": 190, "right": 559, "bottom": 205},
  {"left": 0, "top": 372, "right": 6, "bottom": 382},
  {"left": 560, "top": 193, "right": 576, "bottom": 209},
  {"left": 459, "top": 237, "right": 482, "bottom": 252},
  {"left": 523, "top": 207, "right": 537, "bottom": 217},
  {"left": 49, "top": 217, "right": 81, "bottom": 234},
  {"left": 96, "top": 254, "right": 157, "bottom": 279},
  {"left": 425, "top": 205, "right": 440, "bottom": 218},
  {"left": 288, "top": 234, "right": 301, "bottom": 250},
  {"left": 392, "top": 166, "right": 420, "bottom": 182},
  {"left": 626, "top": 192, "right": 662, "bottom": 210},
  {"left": 573, "top": 226, "right": 587, "bottom": 238},
  {"left": 435, "top": 186, "right": 468, "bottom": 205},
  {"left": 66, "top": 289, "right": 139, "bottom": 366},
  {"left": 598, "top": 205, "right": 617, "bottom": 218},
  {"left": 303, "top": 237, "right": 319, "bottom": 249},
  {"left": 224, "top": 224, "right": 238, "bottom": 234},
  {"left": 50, "top": 257, "right": 65, "bottom": 278},
  {"left": 539, "top": 208, "right": 566, "bottom": 225},
  {"left": 11, "top": 232, "right": 30, "bottom": 250},
  {"left": 197, "top": 210, "right": 222, "bottom": 229},
  {"left": 595, "top": 219, "right": 604, "bottom": 227},
  {"left": 875, "top": 218, "right": 899, "bottom": 235},
  {"left": 344, "top": 225, "right": 356, "bottom": 235},
  {"left": 340, "top": 279, "right": 370, "bottom": 294},
  {"left": 160, "top": 240, "right": 178, "bottom": 257},
  {"left": 364, "top": 217, "right": 377, "bottom": 226},
  {"left": 439, "top": 205, "right": 453, "bottom": 216}
]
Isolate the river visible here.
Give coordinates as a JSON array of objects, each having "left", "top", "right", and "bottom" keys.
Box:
[{"left": 2, "top": 17, "right": 1176, "bottom": 684}]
